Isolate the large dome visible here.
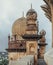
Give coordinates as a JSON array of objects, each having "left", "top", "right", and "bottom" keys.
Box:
[{"left": 12, "top": 17, "right": 27, "bottom": 40}]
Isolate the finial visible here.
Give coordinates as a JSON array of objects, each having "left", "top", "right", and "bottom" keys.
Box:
[
  {"left": 22, "top": 11, "right": 24, "bottom": 17},
  {"left": 31, "top": 3, "right": 32, "bottom": 9}
]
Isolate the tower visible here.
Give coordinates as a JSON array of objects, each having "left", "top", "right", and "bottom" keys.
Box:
[
  {"left": 22, "top": 5, "right": 42, "bottom": 63},
  {"left": 38, "top": 30, "right": 47, "bottom": 59}
]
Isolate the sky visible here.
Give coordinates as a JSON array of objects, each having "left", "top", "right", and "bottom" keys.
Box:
[{"left": 0, "top": 0, "right": 52, "bottom": 52}]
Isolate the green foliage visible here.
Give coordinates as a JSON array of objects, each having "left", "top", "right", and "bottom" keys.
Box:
[{"left": 0, "top": 59, "right": 9, "bottom": 65}]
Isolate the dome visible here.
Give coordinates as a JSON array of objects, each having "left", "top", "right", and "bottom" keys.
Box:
[
  {"left": 26, "top": 8, "right": 37, "bottom": 16},
  {"left": 26, "top": 5, "right": 37, "bottom": 20},
  {"left": 12, "top": 17, "right": 27, "bottom": 40},
  {"left": 40, "top": 29, "right": 46, "bottom": 36}
]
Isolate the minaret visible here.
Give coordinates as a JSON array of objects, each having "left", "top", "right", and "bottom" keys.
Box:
[
  {"left": 22, "top": 4, "right": 42, "bottom": 64},
  {"left": 38, "top": 30, "right": 47, "bottom": 59}
]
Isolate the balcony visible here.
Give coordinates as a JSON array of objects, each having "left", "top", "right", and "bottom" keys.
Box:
[
  {"left": 22, "top": 34, "right": 42, "bottom": 40},
  {"left": 6, "top": 48, "right": 26, "bottom": 52},
  {"left": 38, "top": 43, "right": 47, "bottom": 46},
  {"left": 8, "top": 40, "right": 26, "bottom": 49}
]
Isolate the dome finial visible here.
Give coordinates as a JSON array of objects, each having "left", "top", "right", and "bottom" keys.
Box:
[
  {"left": 22, "top": 11, "right": 24, "bottom": 17},
  {"left": 31, "top": 3, "right": 32, "bottom": 9}
]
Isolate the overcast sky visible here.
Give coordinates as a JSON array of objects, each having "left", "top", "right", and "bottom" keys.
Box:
[{"left": 0, "top": 0, "right": 52, "bottom": 52}]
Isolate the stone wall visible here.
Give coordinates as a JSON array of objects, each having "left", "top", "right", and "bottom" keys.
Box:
[{"left": 8, "top": 52, "right": 26, "bottom": 60}]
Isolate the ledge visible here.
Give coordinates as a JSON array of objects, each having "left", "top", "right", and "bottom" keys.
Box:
[
  {"left": 38, "top": 43, "right": 47, "bottom": 46},
  {"left": 22, "top": 34, "right": 42, "bottom": 40},
  {"left": 6, "top": 48, "right": 26, "bottom": 52}
]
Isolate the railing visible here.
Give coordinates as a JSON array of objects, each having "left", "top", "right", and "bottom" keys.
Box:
[{"left": 8, "top": 40, "right": 26, "bottom": 48}]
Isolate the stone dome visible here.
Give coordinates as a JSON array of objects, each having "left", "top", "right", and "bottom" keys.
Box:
[
  {"left": 26, "top": 5, "right": 37, "bottom": 20},
  {"left": 26, "top": 8, "right": 37, "bottom": 16},
  {"left": 40, "top": 29, "right": 46, "bottom": 36},
  {"left": 12, "top": 17, "right": 27, "bottom": 40}
]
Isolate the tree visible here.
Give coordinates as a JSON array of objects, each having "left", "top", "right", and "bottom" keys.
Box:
[
  {"left": 41, "top": 0, "right": 53, "bottom": 47},
  {"left": 2, "top": 59, "right": 9, "bottom": 65},
  {"left": 0, "top": 59, "right": 9, "bottom": 65}
]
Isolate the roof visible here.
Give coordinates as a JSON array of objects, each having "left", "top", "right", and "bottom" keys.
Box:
[{"left": 12, "top": 17, "right": 27, "bottom": 40}]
